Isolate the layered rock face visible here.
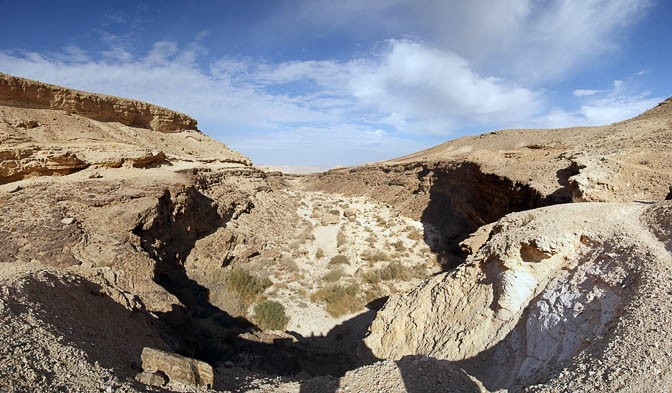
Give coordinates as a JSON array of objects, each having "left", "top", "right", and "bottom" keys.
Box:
[
  {"left": 0, "top": 73, "right": 250, "bottom": 184},
  {"left": 138, "top": 347, "right": 214, "bottom": 388},
  {"left": 0, "top": 72, "right": 197, "bottom": 132},
  {"left": 307, "top": 161, "right": 559, "bottom": 267}
]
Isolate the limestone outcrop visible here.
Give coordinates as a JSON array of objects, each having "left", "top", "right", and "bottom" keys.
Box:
[
  {"left": 138, "top": 347, "right": 214, "bottom": 388},
  {"left": 0, "top": 73, "right": 251, "bottom": 184},
  {"left": 0, "top": 72, "right": 197, "bottom": 132},
  {"left": 365, "top": 202, "right": 672, "bottom": 391}
]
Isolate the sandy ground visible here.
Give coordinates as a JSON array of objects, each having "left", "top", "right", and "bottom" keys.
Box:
[{"left": 259, "top": 183, "right": 440, "bottom": 337}]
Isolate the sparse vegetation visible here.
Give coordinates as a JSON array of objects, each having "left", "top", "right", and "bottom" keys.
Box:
[
  {"left": 337, "top": 227, "right": 347, "bottom": 248},
  {"left": 408, "top": 229, "right": 423, "bottom": 241},
  {"left": 361, "top": 250, "right": 391, "bottom": 263},
  {"left": 361, "top": 261, "right": 426, "bottom": 284},
  {"left": 253, "top": 300, "right": 289, "bottom": 331},
  {"left": 226, "top": 267, "right": 272, "bottom": 304},
  {"left": 392, "top": 240, "right": 407, "bottom": 252},
  {"left": 329, "top": 254, "right": 349, "bottom": 266},
  {"left": 323, "top": 267, "right": 345, "bottom": 282},
  {"left": 316, "top": 248, "right": 325, "bottom": 258},
  {"left": 329, "top": 209, "right": 340, "bottom": 216},
  {"left": 311, "top": 284, "right": 364, "bottom": 317}
]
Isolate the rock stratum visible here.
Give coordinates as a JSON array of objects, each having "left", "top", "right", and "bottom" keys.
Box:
[
  {"left": 1, "top": 72, "right": 672, "bottom": 393},
  {"left": 0, "top": 72, "right": 249, "bottom": 185}
]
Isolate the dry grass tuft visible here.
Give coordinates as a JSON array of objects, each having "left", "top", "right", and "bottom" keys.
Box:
[
  {"left": 311, "top": 283, "right": 364, "bottom": 317},
  {"left": 329, "top": 254, "right": 349, "bottom": 266}
]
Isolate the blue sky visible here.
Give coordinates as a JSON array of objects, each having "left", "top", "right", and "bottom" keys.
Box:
[{"left": 1, "top": 0, "right": 671, "bottom": 169}]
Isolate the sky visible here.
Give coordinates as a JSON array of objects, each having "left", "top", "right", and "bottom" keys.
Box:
[{"left": 1, "top": 0, "right": 671, "bottom": 169}]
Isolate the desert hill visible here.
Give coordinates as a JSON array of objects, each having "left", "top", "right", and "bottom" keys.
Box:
[{"left": 1, "top": 73, "right": 672, "bottom": 393}]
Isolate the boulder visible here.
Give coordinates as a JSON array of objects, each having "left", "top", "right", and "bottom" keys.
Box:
[
  {"left": 321, "top": 213, "right": 339, "bottom": 225},
  {"left": 343, "top": 207, "right": 358, "bottom": 217},
  {"left": 139, "top": 347, "right": 213, "bottom": 388}
]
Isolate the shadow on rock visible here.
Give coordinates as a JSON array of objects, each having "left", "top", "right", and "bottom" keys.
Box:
[{"left": 14, "top": 273, "right": 169, "bottom": 381}]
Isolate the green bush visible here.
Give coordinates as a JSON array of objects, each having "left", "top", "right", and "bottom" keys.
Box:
[
  {"left": 253, "top": 300, "right": 289, "bottom": 331},
  {"left": 329, "top": 254, "right": 349, "bottom": 266},
  {"left": 311, "top": 284, "right": 363, "bottom": 317},
  {"left": 226, "top": 267, "right": 272, "bottom": 304}
]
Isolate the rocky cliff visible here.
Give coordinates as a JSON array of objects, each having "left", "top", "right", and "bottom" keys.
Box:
[
  {"left": 0, "top": 73, "right": 250, "bottom": 184},
  {"left": 0, "top": 72, "right": 197, "bottom": 132}
]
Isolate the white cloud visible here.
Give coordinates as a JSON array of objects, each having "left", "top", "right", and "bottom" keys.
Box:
[
  {"left": 279, "top": 0, "right": 651, "bottom": 81},
  {"left": 538, "top": 81, "right": 661, "bottom": 128},
  {"left": 0, "top": 37, "right": 660, "bottom": 166},
  {"left": 573, "top": 89, "right": 602, "bottom": 97},
  {"left": 580, "top": 93, "right": 660, "bottom": 125},
  {"left": 345, "top": 40, "right": 542, "bottom": 124}
]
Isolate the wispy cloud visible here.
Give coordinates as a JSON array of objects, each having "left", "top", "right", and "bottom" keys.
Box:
[
  {"left": 573, "top": 89, "right": 602, "bottom": 97},
  {"left": 540, "top": 80, "right": 661, "bottom": 128},
  {"left": 274, "top": 0, "right": 652, "bottom": 80}
]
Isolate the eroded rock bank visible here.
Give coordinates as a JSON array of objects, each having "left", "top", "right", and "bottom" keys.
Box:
[
  {"left": 306, "top": 161, "right": 568, "bottom": 267},
  {"left": 364, "top": 202, "right": 672, "bottom": 392}
]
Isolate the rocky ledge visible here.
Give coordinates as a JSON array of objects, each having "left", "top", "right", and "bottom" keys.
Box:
[{"left": 0, "top": 72, "right": 198, "bottom": 133}]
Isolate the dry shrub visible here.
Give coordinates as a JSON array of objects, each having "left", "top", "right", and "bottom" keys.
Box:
[
  {"left": 361, "top": 262, "right": 425, "bottom": 284},
  {"left": 253, "top": 300, "right": 289, "bottom": 331},
  {"left": 278, "top": 256, "right": 298, "bottom": 272},
  {"left": 226, "top": 267, "right": 272, "bottom": 304},
  {"left": 337, "top": 228, "right": 347, "bottom": 248},
  {"left": 322, "top": 267, "right": 345, "bottom": 282},
  {"left": 209, "top": 284, "right": 248, "bottom": 317},
  {"left": 392, "top": 240, "right": 406, "bottom": 252},
  {"left": 329, "top": 209, "right": 340, "bottom": 216},
  {"left": 329, "top": 254, "right": 349, "bottom": 266},
  {"left": 316, "top": 248, "right": 325, "bottom": 258},
  {"left": 311, "top": 284, "right": 363, "bottom": 317},
  {"left": 361, "top": 250, "right": 390, "bottom": 263},
  {"left": 408, "top": 229, "right": 423, "bottom": 241}
]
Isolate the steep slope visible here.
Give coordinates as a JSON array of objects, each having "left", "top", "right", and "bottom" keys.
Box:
[
  {"left": 0, "top": 74, "right": 305, "bottom": 392},
  {"left": 364, "top": 201, "right": 672, "bottom": 392}
]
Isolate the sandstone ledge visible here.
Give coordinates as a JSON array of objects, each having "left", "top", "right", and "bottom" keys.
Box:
[{"left": 0, "top": 72, "right": 198, "bottom": 133}]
